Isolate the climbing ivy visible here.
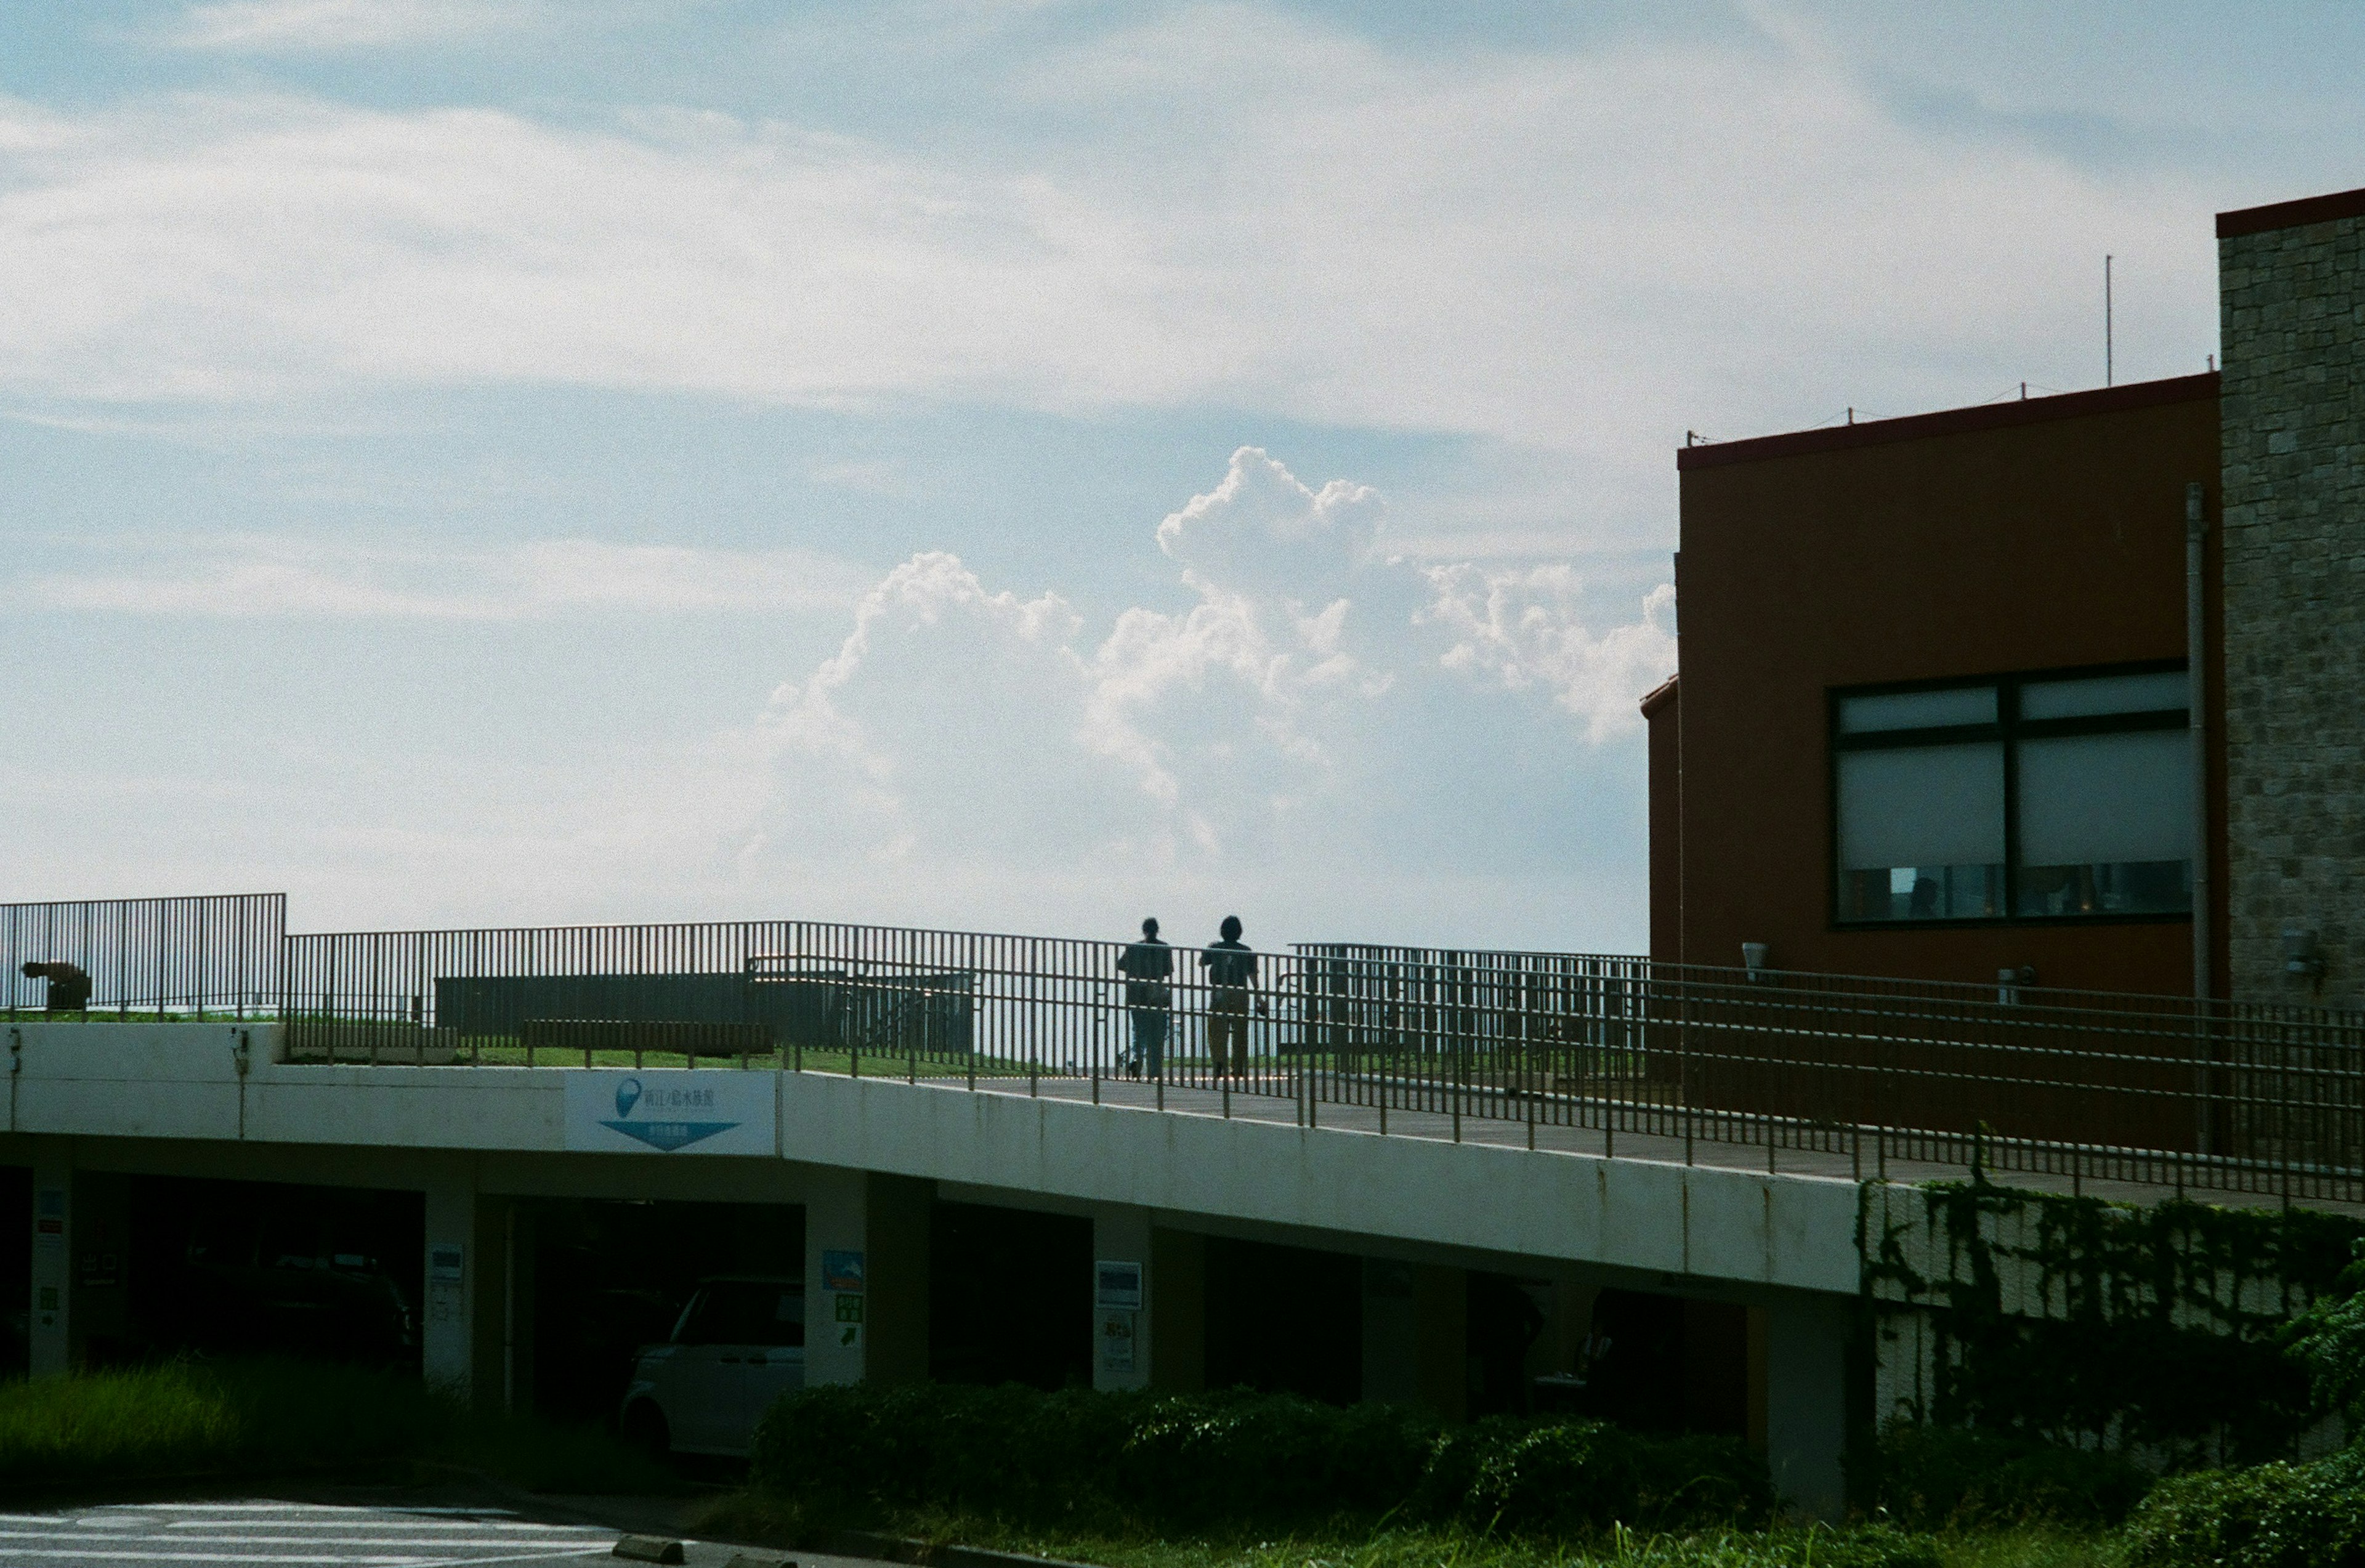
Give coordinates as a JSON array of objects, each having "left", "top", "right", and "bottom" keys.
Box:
[{"left": 1861, "top": 1179, "right": 2365, "bottom": 1461}]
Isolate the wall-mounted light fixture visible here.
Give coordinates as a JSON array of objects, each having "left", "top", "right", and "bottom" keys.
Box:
[
  {"left": 2283, "top": 927, "right": 2326, "bottom": 987},
  {"left": 1742, "top": 942, "right": 1770, "bottom": 982},
  {"left": 1997, "top": 965, "right": 2037, "bottom": 1005}
]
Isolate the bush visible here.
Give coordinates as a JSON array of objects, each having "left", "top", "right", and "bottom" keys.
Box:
[
  {"left": 2124, "top": 1444, "right": 2365, "bottom": 1568},
  {"left": 0, "top": 1357, "right": 671, "bottom": 1496},
  {"left": 1851, "top": 1425, "right": 2153, "bottom": 1530},
  {"left": 748, "top": 1382, "right": 1771, "bottom": 1538}
]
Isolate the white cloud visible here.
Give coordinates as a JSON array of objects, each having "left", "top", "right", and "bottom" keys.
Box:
[
  {"left": 742, "top": 448, "right": 1672, "bottom": 892},
  {"left": 16, "top": 535, "right": 867, "bottom": 618},
  {"left": 156, "top": 0, "right": 529, "bottom": 52},
  {"left": 0, "top": 447, "right": 1667, "bottom": 946},
  {"left": 0, "top": 9, "right": 2216, "bottom": 549},
  {"left": 1421, "top": 569, "right": 1678, "bottom": 743}
]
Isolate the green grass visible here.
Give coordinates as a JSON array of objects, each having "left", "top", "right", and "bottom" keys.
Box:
[
  {"left": 0, "top": 1358, "right": 675, "bottom": 1497},
  {"left": 694, "top": 1492, "right": 2116, "bottom": 1568}
]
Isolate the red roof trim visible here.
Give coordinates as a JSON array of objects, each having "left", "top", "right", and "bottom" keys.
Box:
[
  {"left": 1675, "top": 373, "right": 2218, "bottom": 472},
  {"left": 1638, "top": 674, "right": 1679, "bottom": 719},
  {"left": 2218, "top": 186, "right": 2365, "bottom": 239}
]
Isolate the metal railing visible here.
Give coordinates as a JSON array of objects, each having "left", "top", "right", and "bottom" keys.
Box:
[
  {"left": 1293, "top": 942, "right": 2365, "bottom": 1202},
  {"left": 13, "top": 894, "right": 2363, "bottom": 1203},
  {"left": 1, "top": 892, "right": 285, "bottom": 1020}
]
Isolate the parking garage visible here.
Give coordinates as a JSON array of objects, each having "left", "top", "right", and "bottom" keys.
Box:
[{"left": 3, "top": 1023, "right": 1859, "bottom": 1511}]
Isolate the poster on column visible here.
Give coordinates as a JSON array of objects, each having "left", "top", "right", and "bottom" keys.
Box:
[{"left": 564, "top": 1070, "right": 776, "bottom": 1154}]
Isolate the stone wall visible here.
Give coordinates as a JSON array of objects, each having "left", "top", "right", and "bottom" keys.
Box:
[{"left": 2219, "top": 201, "right": 2365, "bottom": 1008}]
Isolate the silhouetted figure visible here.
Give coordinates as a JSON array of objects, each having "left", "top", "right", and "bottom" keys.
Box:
[
  {"left": 22, "top": 961, "right": 92, "bottom": 1014},
  {"left": 1200, "top": 916, "right": 1259, "bottom": 1078},
  {"left": 1116, "top": 917, "right": 1173, "bottom": 1080}
]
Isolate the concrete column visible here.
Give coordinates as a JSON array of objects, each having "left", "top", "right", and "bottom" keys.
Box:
[
  {"left": 803, "top": 1166, "right": 867, "bottom": 1386},
  {"left": 1361, "top": 1259, "right": 1418, "bottom": 1404},
  {"left": 28, "top": 1141, "right": 70, "bottom": 1378},
  {"left": 1764, "top": 1292, "right": 1850, "bottom": 1521},
  {"left": 421, "top": 1166, "right": 475, "bottom": 1397},
  {"left": 802, "top": 1170, "right": 931, "bottom": 1385},
  {"left": 69, "top": 1171, "right": 131, "bottom": 1367},
  {"left": 1091, "top": 1206, "right": 1152, "bottom": 1391},
  {"left": 1149, "top": 1226, "right": 1204, "bottom": 1392}
]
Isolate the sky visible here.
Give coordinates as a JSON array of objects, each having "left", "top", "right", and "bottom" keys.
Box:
[{"left": 2, "top": 2, "right": 2360, "bottom": 949}]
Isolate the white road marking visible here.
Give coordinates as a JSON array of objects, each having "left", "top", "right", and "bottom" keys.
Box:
[
  {"left": 11, "top": 1503, "right": 617, "bottom": 1568},
  {"left": 115, "top": 1506, "right": 519, "bottom": 1517},
  {"left": 0, "top": 1551, "right": 437, "bottom": 1565},
  {"left": 113, "top": 1513, "right": 383, "bottom": 1523},
  {"left": 8, "top": 1548, "right": 613, "bottom": 1567},
  {"left": 168, "top": 1523, "right": 586, "bottom": 1534},
  {"left": 20, "top": 1538, "right": 609, "bottom": 1549}
]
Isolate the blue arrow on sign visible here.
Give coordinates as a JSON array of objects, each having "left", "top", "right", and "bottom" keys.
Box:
[{"left": 600, "top": 1119, "right": 738, "bottom": 1152}]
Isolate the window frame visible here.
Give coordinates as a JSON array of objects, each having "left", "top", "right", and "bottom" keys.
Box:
[{"left": 1827, "top": 658, "right": 2192, "bottom": 929}]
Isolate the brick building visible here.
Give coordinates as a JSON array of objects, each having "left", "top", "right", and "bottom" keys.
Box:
[{"left": 1652, "top": 183, "right": 2364, "bottom": 1012}]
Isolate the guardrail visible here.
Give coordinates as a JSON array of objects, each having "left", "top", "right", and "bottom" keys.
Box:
[
  {"left": 15, "top": 897, "right": 2361, "bottom": 1203},
  {"left": 1, "top": 892, "right": 285, "bottom": 1020},
  {"left": 261, "top": 915, "right": 2365, "bottom": 1204}
]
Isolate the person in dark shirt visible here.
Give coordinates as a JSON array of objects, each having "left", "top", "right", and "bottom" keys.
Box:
[
  {"left": 1115, "top": 918, "right": 1173, "bottom": 1080},
  {"left": 1199, "top": 916, "right": 1258, "bottom": 1079},
  {"left": 22, "top": 961, "right": 92, "bottom": 1014}
]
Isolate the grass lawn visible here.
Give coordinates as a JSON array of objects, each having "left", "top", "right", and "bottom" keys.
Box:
[{"left": 693, "top": 1492, "right": 2122, "bottom": 1568}]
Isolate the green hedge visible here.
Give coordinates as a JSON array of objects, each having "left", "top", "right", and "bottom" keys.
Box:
[
  {"left": 2123, "top": 1443, "right": 2365, "bottom": 1568},
  {"left": 748, "top": 1383, "right": 1771, "bottom": 1537},
  {"left": 1849, "top": 1425, "right": 2154, "bottom": 1529}
]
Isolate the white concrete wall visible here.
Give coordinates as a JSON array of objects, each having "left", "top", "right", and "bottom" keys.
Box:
[
  {"left": 778, "top": 1075, "right": 1862, "bottom": 1295},
  {"left": 3, "top": 1022, "right": 1862, "bottom": 1297}
]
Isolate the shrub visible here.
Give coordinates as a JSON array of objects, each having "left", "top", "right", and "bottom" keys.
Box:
[
  {"left": 1417, "top": 1418, "right": 1768, "bottom": 1534},
  {"left": 2124, "top": 1444, "right": 2365, "bottom": 1568},
  {"left": 1851, "top": 1425, "right": 2153, "bottom": 1530},
  {"left": 2284, "top": 1243, "right": 2365, "bottom": 1426},
  {"left": 750, "top": 1382, "right": 1771, "bottom": 1538},
  {"left": 0, "top": 1357, "right": 670, "bottom": 1496}
]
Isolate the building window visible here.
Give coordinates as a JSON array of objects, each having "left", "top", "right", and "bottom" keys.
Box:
[{"left": 1833, "top": 666, "right": 2191, "bottom": 924}]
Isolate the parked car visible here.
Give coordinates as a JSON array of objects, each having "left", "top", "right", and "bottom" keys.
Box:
[
  {"left": 620, "top": 1276, "right": 804, "bottom": 1457},
  {"left": 166, "top": 1248, "right": 418, "bottom": 1367}
]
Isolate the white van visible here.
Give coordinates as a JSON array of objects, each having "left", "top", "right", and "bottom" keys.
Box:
[{"left": 619, "top": 1276, "right": 805, "bottom": 1457}]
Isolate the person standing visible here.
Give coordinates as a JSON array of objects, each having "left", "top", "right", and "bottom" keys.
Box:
[
  {"left": 1115, "top": 918, "right": 1173, "bottom": 1080},
  {"left": 1200, "top": 915, "right": 1258, "bottom": 1079}
]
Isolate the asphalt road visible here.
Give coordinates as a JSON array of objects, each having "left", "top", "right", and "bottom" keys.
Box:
[{"left": 0, "top": 1500, "right": 630, "bottom": 1568}]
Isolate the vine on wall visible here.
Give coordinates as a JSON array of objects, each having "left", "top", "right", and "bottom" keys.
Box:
[{"left": 1862, "top": 1181, "right": 2365, "bottom": 1461}]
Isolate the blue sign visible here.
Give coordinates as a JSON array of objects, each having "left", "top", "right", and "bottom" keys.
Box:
[{"left": 564, "top": 1070, "right": 775, "bottom": 1156}]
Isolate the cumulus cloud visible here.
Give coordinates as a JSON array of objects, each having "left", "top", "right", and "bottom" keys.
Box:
[
  {"left": 1421, "top": 568, "right": 1679, "bottom": 742},
  {"left": 742, "top": 448, "right": 1675, "bottom": 894},
  {"left": 17, "top": 535, "right": 867, "bottom": 618},
  {"left": 0, "top": 448, "right": 1672, "bottom": 945}
]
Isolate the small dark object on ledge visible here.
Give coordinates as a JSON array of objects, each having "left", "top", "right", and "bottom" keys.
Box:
[{"left": 21, "top": 960, "right": 92, "bottom": 1013}]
